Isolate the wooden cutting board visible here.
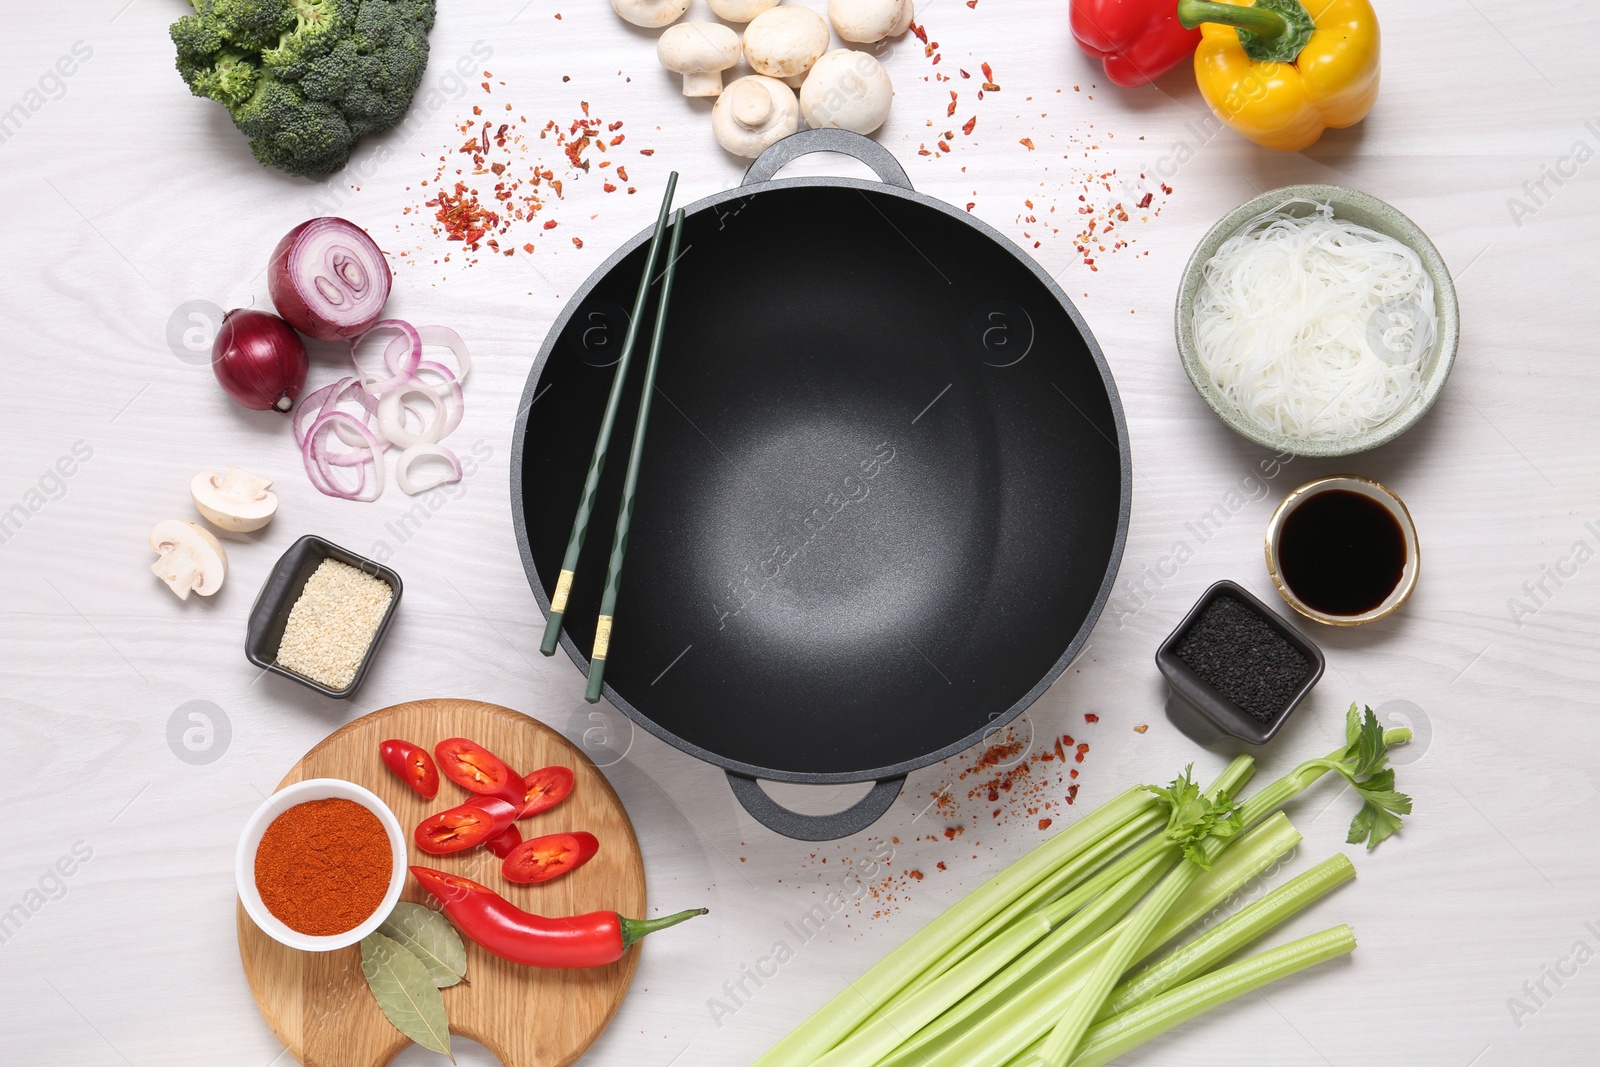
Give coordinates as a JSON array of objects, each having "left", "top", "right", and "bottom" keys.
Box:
[{"left": 238, "top": 698, "right": 647, "bottom": 1067}]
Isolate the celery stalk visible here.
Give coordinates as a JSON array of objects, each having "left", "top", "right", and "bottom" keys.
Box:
[
  {"left": 1100, "top": 852, "right": 1355, "bottom": 1019},
  {"left": 814, "top": 912, "right": 1055, "bottom": 1067},
  {"left": 909, "top": 813, "right": 1301, "bottom": 1067},
  {"left": 890, "top": 806, "right": 1166, "bottom": 1007},
  {"left": 1067, "top": 926, "right": 1358, "bottom": 1067},
  {"left": 1036, "top": 723, "right": 1410, "bottom": 1066},
  {"left": 753, "top": 786, "right": 1160, "bottom": 1067}
]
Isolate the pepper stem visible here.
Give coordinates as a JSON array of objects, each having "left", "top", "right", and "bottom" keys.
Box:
[
  {"left": 619, "top": 908, "right": 709, "bottom": 950},
  {"left": 1176, "top": 0, "right": 1315, "bottom": 64}
]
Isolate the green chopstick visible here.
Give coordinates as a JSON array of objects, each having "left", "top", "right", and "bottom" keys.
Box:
[
  {"left": 585, "top": 208, "right": 686, "bottom": 703},
  {"left": 541, "top": 172, "right": 678, "bottom": 656}
]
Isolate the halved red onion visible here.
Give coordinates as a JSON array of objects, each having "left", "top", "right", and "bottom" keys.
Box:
[
  {"left": 302, "top": 411, "right": 384, "bottom": 501},
  {"left": 352, "top": 320, "right": 421, "bottom": 397},
  {"left": 395, "top": 444, "right": 463, "bottom": 496},
  {"left": 269, "top": 218, "right": 392, "bottom": 341}
]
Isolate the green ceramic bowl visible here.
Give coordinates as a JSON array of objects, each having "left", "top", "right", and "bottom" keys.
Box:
[{"left": 1175, "top": 184, "right": 1459, "bottom": 458}]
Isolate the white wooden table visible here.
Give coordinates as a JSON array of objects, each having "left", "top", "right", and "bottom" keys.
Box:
[{"left": 4, "top": 2, "right": 1597, "bottom": 1064}]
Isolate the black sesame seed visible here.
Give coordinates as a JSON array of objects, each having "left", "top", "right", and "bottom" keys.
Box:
[{"left": 1175, "top": 595, "right": 1311, "bottom": 725}]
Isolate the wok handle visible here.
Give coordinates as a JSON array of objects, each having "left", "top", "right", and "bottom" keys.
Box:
[
  {"left": 726, "top": 772, "right": 905, "bottom": 841},
  {"left": 741, "top": 129, "right": 913, "bottom": 191}
]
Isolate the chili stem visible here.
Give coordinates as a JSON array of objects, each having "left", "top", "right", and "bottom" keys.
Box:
[{"left": 619, "top": 907, "right": 708, "bottom": 950}]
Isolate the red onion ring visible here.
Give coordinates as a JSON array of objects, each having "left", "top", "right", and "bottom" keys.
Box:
[
  {"left": 352, "top": 320, "right": 421, "bottom": 397},
  {"left": 302, "top": 411, "right": 385, "bottom": 501},
  {"left": 385, "top": 325, "right": 472, "bottom": 384},
  {"left": 395, "top": 444, "right": 464, "bottom": 496}
]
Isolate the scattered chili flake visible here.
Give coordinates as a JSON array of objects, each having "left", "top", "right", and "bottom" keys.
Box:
[
  {"left": 962, "top": 116, "right": 977, "bottom": 135},
  {"left": 1137, "top": 192, "right": 1154, "bottom": 209},
  {"left": 572, "top": 236, "right": 583, "bottom": 248},
  {"left": 522, "top": 243, "right": 534, "bottom": 253},
  {"left": 937, "top": 140, "right": 952, "bottom": 153},
  {"left": 543, "top": 219, "right": 558, "bottom": 230},
  {"left": 1038, "top": 818, "right": 1052, "bottom": 830},
  {"left": 603, "top": 183, "right": 617, "bottom": 192},
  {"left": 639, "top": 148, "right": 655, "bottom": 155},
  {"left": 1134, "top": 724, "right": 1149, "bottom": 733},
  {"left": 1084, "top": 713, "right": 1099, "bottom": 723},
  {"left": 936, "top": 861, "right": 947, "bottom": 871},
  {"left": 981, "top": 62, "right": 993, "bottom": 80},
  {"left": 908, "top": 869, "right": 924, "bottom": 881},
  {"left": 910, "top": 21, "right": 927, "bottom": 42},
  {"left": 1019, "top": 137, "right": 1035, "bottom": 150}
]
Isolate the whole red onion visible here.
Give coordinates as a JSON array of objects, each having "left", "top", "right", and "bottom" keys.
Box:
[{"left": 211, "top": 309, "right": 308, "bottom": 414}]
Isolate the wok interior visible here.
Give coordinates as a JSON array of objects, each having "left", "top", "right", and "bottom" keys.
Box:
[{"left": 519, "top": 185, "right": 1123, "bottom": 777}]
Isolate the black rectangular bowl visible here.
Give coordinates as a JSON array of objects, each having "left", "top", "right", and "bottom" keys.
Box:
[
  {"left": 245, "top": 534, "right": 402, "bottom": 699},
  {"left": 1156, "top": 579, "right": 1324, "bottom": 745}
]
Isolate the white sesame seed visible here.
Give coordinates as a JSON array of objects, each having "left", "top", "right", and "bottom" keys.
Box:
[{"left": 275, "top": 559, "right": 394, "bottom": 690}]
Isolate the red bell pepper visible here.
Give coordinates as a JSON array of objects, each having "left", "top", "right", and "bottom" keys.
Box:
[
  {"left": 411, "top": 866, "right": 706, "bottom": 968},
  {"left": 1071, "top": 0, "right": 1201, "bottom": 88}
]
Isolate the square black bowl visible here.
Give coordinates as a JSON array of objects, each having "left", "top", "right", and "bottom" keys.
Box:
[
  {"left": 1156, "top": 579, "right": 1324, "bottom": 746},
  {"left": 245, "top": 535, "right": 402, "bottom": 699}
]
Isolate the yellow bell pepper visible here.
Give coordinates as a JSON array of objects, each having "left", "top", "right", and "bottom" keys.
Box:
[{"left": 1176, "top": 0, "right": 1380, "bottom": 152}]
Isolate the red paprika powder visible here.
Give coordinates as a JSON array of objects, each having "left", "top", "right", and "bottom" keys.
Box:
[{"left": 254, "top": 798, "right": 391, "bottom": 936}]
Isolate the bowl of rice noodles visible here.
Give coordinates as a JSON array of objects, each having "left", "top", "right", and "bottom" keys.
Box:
[{"left": 1176, "top": 184, "right": 1459, "bottom": 457}]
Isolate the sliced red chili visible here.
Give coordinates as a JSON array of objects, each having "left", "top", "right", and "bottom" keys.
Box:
[
  {"left": 435, "top": 738, "right": 523, "bottom": 803},
  {"left": 411, "top": 866, "right": 705, "bottom": 968},
  {"left": 502, "top": 831, "right": 599, "bottom": 885},
  {"left": 380, "top": 739, "right": 439, "bottom": 800},
  {"left": 518, "top": 765, "right": 576, "bottom": 818},
  {"left": 486, "top": 823, "right": 523, "bottom": 859},
  {"left": 414, "top": 796, "right": 518, "bottom": 855}
]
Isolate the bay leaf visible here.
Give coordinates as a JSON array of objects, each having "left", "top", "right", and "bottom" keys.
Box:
[
  {"left": 379, "top": 902, "right": 467, "bottom": 988},
  {"left": 361, "top": 932, "right": 454, "bottom": 1061}
]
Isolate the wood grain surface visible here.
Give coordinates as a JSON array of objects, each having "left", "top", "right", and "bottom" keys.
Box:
[{"left": 237, "top": 699, "right": 646, "bottom": 1067}]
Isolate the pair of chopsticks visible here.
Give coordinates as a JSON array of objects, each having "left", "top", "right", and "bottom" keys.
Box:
[{"left": 540, "top": 172, "right": 686, "bottom": 704}]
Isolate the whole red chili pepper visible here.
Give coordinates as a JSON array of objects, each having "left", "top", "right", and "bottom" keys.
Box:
[
  {"left": 1071, "top": 0, "right": 1200, "bottom": 88},
  {"left": 411, "top": 866, "right": 706, "bottom": 968}
]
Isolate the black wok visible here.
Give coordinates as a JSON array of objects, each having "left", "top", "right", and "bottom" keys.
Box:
[{"left": 512, "top": 131, "right": 1129, "bottom": 840}]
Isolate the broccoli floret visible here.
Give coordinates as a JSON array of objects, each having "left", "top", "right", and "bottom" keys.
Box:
[{"left": 169, "top": 0, "right": 434, "bottom": 179}]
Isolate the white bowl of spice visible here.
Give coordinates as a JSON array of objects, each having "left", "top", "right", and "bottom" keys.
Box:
[
  {"left": 246, "top": 535, "right": 401, "bottom": 698},
  {"left": 236, "top": 777, "right": 407, "bottom": 951}
]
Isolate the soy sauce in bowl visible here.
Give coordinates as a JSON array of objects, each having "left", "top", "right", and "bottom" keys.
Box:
[{"left": 1267, "top": 476, "right": 1419, "bottom": 626}]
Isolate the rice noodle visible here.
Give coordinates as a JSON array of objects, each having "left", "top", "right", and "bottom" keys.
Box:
[{"left": 1192, "top": 199, "right": 1436, "bottom": 441}]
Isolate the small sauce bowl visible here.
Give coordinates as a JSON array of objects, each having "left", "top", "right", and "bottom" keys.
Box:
[
  {"left": 1266, "top": 475, "right": 1419, "bottom": 627},
  {"left": 235, "top": 778, "right": 407, "bottom": 951}
]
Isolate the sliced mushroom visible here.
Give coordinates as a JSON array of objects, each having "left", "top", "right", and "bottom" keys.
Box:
[
  {"left": 149, "top": 520, "right": 227, "bottom": 601},
  {"left": 707, "top": 0, "right": 780, "bottom": 22},
  {"left": 658, "top": 23, "right": 742, "bottom": 97},
  {"left": 610, "top": 0, "right": 690, "bottom": 28},
  {"left": 801, "top": 49, "right": 895, "bottom": 134},
  {"left": 743, "top": 6, "right": 831, "bottom": 87},
  {"left": 828, "top": 0, "right": 913, "bottom": 43},
  {"left": 713, "top": 76, "right": 801, "bottom": 158},
  {"left": 191, "top": 466, "right": 278, "bottom": 532}
]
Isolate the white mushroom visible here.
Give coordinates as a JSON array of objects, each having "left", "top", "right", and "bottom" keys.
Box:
[
  {"left": 707, "top": 0, "right": 780, "bottom": 22},
  {"left": 743, "top": 6, "right": 831, "bottom": 87},
  {"left": 658, "top": 23, "right": 742, "bottom": 97},
  {"left": 713, "top": 76, "right": 801, "bottom": 157},
  {"left": 800, "top": 49, "right": 894, "bottom": 134},
  {"left": 149, "top": 520, "right": 227, "bottom": 601},
  {"left": 191, "top": 466, "right": 278, "bottom": 532},
  {"left": 610, "top": 0, "right": 690, "bottom": 29},
  {"left": 828, "top": 0, "right": 913, "bottom": 43}
]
